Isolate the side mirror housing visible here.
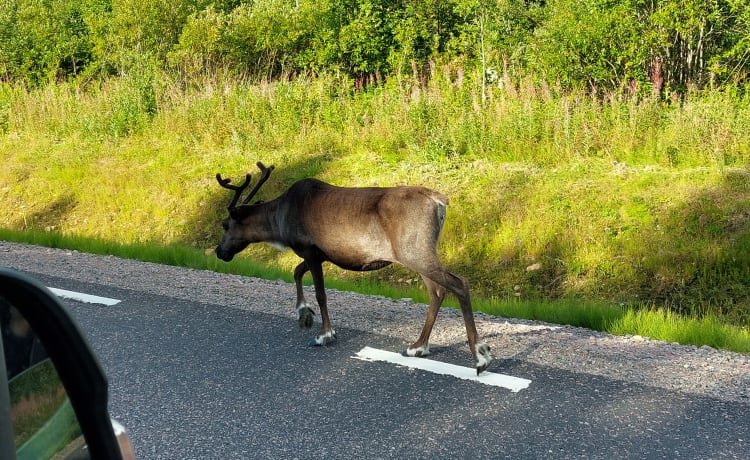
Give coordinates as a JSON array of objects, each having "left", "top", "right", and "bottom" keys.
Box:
[{"left": 0, "top": 269, "right": 131, "bottom": 459}]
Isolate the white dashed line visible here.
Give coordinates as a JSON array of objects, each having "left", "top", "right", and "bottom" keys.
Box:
[
  {"left": 353, "top": 346, "right": 531, "bottom": 391},
  {"left": 48, "top": 287, "right": 121, "bottom": 306}
]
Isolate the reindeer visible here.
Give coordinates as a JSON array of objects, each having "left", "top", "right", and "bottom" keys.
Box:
[{"left": 215, "top": 162, "right": 492, "bottom": 374}]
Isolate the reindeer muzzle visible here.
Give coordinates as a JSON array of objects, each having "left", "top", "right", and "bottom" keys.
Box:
[{"left": 215, "top": 246, "right": 234, "bottom": 262}]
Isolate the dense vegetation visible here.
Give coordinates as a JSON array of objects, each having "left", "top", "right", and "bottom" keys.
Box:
[
  {"left": 1, "top": 0, "right": 749, "bottom": 332},
  {"left": 2, "top": 0, "right": 750, "bottom": 93}
]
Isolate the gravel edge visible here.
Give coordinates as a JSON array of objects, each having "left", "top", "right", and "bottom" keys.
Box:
[{"left": 1, "top": 241, "right": 748, "bottom": 404}]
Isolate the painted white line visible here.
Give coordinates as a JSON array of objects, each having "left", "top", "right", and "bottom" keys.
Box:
[
  {"left": 48, "top": 287, "right": 121, "bottom": 306},
  {"left": 353, "top": 346, "right": 531, "bottom": 392}
]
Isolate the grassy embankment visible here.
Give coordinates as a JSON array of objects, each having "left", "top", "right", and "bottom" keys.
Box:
[{"left": 1, "top": 71, "right": 749, "bottom": 351}]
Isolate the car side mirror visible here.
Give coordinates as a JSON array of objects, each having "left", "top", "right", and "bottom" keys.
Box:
[{"left": 0, "top": 269, "right": 134, "bottom": 460}]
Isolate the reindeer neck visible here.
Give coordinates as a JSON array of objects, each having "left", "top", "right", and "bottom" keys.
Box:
[{"left": 238, "top": 200, "right": 281, "bottom": 243}]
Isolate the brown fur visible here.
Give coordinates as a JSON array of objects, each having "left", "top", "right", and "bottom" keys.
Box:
[{"left": 216, "top": 163, "right": 491, "bottom": 373}]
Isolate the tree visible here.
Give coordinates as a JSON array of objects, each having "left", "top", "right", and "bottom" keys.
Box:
[
  {"left": 0, "top": 0, "right": 107, "bottom": 84},
  {"left": 525, "top": 0, "right": 649, "bottom": 93}
]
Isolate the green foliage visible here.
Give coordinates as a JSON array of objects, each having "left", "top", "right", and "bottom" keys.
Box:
[
  {"left": 388, "top": 0, "right": 460, "bottom": 72},
  {"left": 527, "top": 0, "right": 649, "bottom": 91},
  {"left": 100, "top": 0, "right": 207, "bottom": 67},
  {"left": 0, "top": 0, "right": 108, "bottom": 85},
  {"left": 338, "top": 0, "right": 389, "bottom": 75},
  {"left": 167, "top": 6, "right": 229, "bottom": 77},
  {"left": 4, "top": 0, "right": 750, "bottom": 91}
]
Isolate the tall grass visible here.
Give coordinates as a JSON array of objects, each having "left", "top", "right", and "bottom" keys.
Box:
[
  {"left": 1, "top": 71, "right": 749, "bottom": 329},
  {"left": 609, "top": 308, "right": 750, "bottom": 352}
]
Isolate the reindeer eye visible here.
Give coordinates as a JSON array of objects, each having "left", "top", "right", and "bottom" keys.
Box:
[{"left": 221, "top": 219, "right": 229, "bottom": 231}]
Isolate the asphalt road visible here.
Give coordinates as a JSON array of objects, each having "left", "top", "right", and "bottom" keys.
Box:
[{"left": 16, "top": 270, "right": 750, "bottom": 459}]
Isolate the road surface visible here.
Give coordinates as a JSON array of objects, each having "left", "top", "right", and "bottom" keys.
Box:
[{"left": 1, "top": 243, "right": 748, "bottom": 459}]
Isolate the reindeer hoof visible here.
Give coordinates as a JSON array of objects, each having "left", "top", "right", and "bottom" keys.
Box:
[
  {"left": 308, "top": 330, "right": 336, "bottom": 347},
  {"left": 404, "top": 344, "right": 430, "bottom": 358},
  {"left": 297, "top": 306, "right": 315, "bottom": 329},
  {"left": 476, "top": 342, "right": 492, "bottom": 375}
]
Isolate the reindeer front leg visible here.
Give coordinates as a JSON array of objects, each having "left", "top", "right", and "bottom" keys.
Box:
[
  {"left": 307, "top": 260, "right": 336, "bottom": 346},
  {"left": 293, "top": 262, "right": 315, "bottom": 329}
]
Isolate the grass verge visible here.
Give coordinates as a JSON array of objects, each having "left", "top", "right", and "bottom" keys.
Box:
[{"left": 2, "top": 229, "right": 748, "bottom": 354}]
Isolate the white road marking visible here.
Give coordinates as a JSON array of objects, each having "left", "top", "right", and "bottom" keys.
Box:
[
  {"left": 353, "top": 346, "right": 531, "bottom": 392},
  {"left": 48, "top": 287, "right": 121, "bottom": 306}
]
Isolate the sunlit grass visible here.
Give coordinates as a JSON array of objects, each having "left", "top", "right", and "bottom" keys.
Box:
[{"left": 609, "top": 308, "right": 750, "bottom": 353}]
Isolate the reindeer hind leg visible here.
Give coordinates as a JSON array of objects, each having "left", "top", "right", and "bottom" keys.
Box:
[
  {"left": 405, "top": 275, "right": 445, "bottom": 357},
  {"left": 426, "top": 269, "right": 493, "bottom": 374}
]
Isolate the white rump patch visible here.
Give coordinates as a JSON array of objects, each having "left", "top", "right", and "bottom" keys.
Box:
[
  {"left": 267, "top": 241, "right": 288, "bottom": 251},
  {"left": 431, "top": 196, "right": 448, "bottom": 206}
]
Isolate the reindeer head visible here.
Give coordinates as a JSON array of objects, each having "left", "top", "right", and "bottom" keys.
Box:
[{"left": 215, "top": 162, "right": 275, "bottom": 261}]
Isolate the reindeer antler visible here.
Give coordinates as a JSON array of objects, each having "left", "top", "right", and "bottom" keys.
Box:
[
  {"left": 216, "top": 172, "right": 251, "bottom": 210},
  {"left": 216, "top": 162, "right": 275, "bottom": 209},
  {"left": 241, "top": 162, "right": 275, "bottom": 205}
]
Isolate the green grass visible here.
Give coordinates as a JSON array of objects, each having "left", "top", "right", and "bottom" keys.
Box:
[
  {"left": 1, "top": 71, "right": 749, "bottom": 352},
  {"left": 609, "top": 308, "right": 750, "bottom": 353}
]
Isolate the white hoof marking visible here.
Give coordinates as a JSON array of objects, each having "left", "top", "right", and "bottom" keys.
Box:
[
  {"left": 405, "top": 344, "right": 430, "bottom": 357},
  {"left": 313, "top": 330, "right": 336, "bottom": 345},
  {"left": 476, "top": 342, "right": 492, "bottom": 372}
]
